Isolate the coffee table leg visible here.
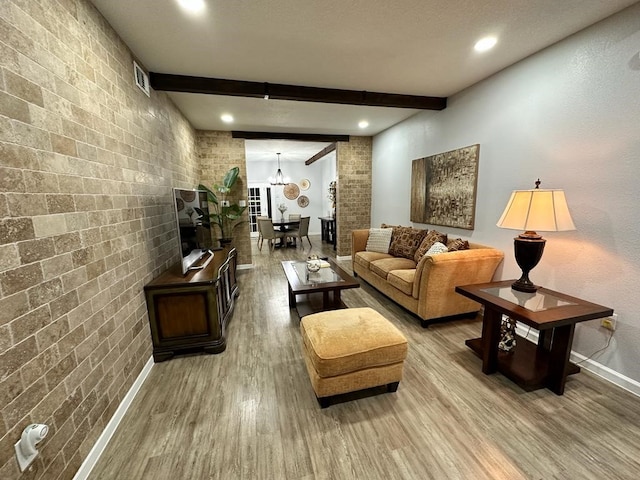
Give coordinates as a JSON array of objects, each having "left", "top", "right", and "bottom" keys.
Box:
[
  {"left": 481, "top": 308, "right": 501, "bottom": 374},
  {"left": 288, "top": 285, "right": 296, "bottom": 308}
]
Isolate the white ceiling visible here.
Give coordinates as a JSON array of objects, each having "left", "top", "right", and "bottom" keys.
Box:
[{"left": 89, "top": 0, "right": 637, "bottom": 156}]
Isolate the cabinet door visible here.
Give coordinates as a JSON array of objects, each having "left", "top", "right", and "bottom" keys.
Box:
[{"left": 149, "top": 286, "right": 220, "bottom": 346}]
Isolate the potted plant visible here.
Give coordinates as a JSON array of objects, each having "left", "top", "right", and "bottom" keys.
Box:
[{"left": 198, "top": 167, "right": 247, "bottom": 245}]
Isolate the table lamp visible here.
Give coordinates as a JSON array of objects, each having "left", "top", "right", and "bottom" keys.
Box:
[{"left": 496, "top": 179, "right": 575, "bottom": 292}]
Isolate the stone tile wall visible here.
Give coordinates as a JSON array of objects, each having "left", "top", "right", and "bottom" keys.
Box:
[
  {"left": 336, "top": 137, "right": 373, "bottom": 255},
  {"left": 196, "top": 131, "right": 251, "bottom": 266},
  {"left": 0, "top": 1, "right": 199, "bottom": 478}
]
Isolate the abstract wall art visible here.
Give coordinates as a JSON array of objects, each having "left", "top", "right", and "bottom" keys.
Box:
[{"left": 410, "top": 144, "right": 479, "bottom": 230}]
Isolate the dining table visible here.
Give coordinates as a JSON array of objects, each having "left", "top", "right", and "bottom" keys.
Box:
[{"left": 271, "top": 219, "right": 300, "bottom": 247}]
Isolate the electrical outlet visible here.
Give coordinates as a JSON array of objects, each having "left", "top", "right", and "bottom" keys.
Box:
[{"left": 600, "top": 313, "right": 617, "bottom": 331}]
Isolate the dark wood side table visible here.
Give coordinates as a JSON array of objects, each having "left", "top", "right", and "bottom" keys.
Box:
[
  {"left": 318, "top": 216, "right": 336, "bottom": 250},
  {"left": 456, "top": 280, "right": 613, "bottom": 395}
]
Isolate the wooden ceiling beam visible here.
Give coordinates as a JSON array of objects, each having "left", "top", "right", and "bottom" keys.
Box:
[
  {"left": 232, "top": 131, "right": 349, "bottom": 142},
  {"left": 305, "top": 143, "right": 337, "bottom": 165},
  {"left": 150, "top": 73, "right": 447, "bottom": 110}
]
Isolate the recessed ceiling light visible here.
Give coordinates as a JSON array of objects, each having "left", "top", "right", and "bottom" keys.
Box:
[
  {"left": 358, "top": 120, "right": 369, "bottom": 129},
  {"left": 177, "top": 0, "right": 206, "bottom": 14},
  {"left": 221, "top": 114, "right": 234, "bottom": 123},
  {"left": 474, "top": 36, "right": 497, "bottom": 52}
]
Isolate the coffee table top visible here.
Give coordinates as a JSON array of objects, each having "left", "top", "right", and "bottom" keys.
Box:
[{"left": 281, "top": 258, "right": 359, "bottom": 295}]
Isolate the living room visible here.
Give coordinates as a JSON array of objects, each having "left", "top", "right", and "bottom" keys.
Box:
[{"left": 2, "top": 1, "right": 640, "bottom": 479}]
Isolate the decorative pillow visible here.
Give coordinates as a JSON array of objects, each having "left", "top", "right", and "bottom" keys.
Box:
[
  {"left": 365, "top": 228, "right": 393, "bottom": 253},
  {"left": 414, "top": 230, "right": 448, "bottom": 262},
  {"left": 425, "top": 241, "right": 448, "bottom": 256},
  {"left": 388, "top": 226, "right": 428, "bottom": 260},
  {"left": 447, "top": 238, "right": 470, "bottom": 251}
]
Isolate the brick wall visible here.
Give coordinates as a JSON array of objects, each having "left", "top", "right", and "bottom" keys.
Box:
[
  {"left": 336, "top": 137, "right": 372, "bottom": 255},
  {"left": 196, "top": 131, "right": 251, "bottom": 266},
  {"left": 0, "top": 1, "right": 199, "bottom": 478}
]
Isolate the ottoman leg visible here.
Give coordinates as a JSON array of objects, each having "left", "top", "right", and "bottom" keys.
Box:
[
  {"left": 317, "top": 396, "right": 331, "bottom": 408},
  {"left": 387, "top": 382, "right": 399, "bottom": 393}
]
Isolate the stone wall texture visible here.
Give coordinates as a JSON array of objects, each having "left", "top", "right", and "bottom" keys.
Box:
[
  {"left": 0, "top": 1, "right": 199, "bottom": 478},
  {"left": 336, "top": 137, "right": 373, "bottom": 255},
  {"left": 196, "top": 131, "right": 251, "bottom": 266}
]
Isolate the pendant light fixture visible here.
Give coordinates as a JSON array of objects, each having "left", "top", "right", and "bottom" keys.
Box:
[{"left": 269, "top": 152, "right": 289, "bottom": 185}]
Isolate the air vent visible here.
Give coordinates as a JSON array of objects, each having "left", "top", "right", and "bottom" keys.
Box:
[{"left": 133, "top": 61, "right": 150, "bottom": 97}]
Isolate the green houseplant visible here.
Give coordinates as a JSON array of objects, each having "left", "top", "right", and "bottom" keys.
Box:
[{"left": 198, "top": 167, "right": 247, "bottom": 244}]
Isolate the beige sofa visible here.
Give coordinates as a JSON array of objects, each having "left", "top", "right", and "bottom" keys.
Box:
[{"left": 352, "top": 229, "right": 504, "bottom": 327}]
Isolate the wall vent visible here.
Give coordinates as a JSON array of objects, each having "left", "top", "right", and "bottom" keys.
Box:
[{"left": 133, "top": 61, "right": 150, "bottom": 97}]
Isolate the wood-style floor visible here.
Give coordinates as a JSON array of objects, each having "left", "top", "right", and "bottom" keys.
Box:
[{"left": 90, "top": 235, "right": 640, "bottom": 479}]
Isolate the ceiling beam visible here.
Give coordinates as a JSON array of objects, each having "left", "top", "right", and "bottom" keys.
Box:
[
  {"left": 150, "top": 73, "right": 447, "bottom": 110},
  {"left": 305, "top": 143, "right": 337, "bottom": 165},
  {"left": 232, "top": 131, "right": 349, "bottom": 142}
]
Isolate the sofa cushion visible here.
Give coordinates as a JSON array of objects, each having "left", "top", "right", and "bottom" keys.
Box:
[
  {"left": 447, "top": 238, "right": 470, "bottom": 251},
  {"left": 365, "top": 227, "right": 393, "bottom": 253},
  {"left": 354, "top": 251, "right": 393, "bottom": 270},
  {"left": 388, "top": 226, "right": 427, "bottom": 259},
  {"left": 414, "top": 230, "right": 448, "bottom": 262},
  {"left": 370, "top": 257, "right": 417, "bottom": 279},
  {"left": 388, "top": 269, "right": 415, "bottom": 296}
]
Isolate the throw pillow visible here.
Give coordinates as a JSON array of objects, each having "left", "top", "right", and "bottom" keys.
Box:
[
  {"left": 388, "top": 226, "right": 428, "bottom": 260},
  {"left": 425, "top": 241, "right": 448, "bottom": 256},
  {"left": 365, "top": 228, "right": 393, "bottom": 253},
  {"left": 414, "top": 230, "right": 448, "bottom": 262},
  {"left": 447, "top": 238, "right": 470, "bottom": 251}
]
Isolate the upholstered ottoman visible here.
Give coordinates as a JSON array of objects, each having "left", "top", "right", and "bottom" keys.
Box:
[{"left": 300, "top": 307, "right": 408, "bottom": 408}]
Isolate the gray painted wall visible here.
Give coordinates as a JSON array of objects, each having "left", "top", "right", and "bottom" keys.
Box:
[{"left": 371, "top": 4, "right": 640, "bottom": 386}]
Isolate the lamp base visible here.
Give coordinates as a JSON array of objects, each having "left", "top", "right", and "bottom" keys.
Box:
[
  {"left": 512, "top": 234, "right": 546, "bottom": 293},
  {"left": 511, "top": 277, "right": 539, "bottom": 293}
]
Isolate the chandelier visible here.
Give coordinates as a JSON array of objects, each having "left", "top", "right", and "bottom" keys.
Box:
[{"left": 269, "top": 152, "right": 289, "bottom": 185}]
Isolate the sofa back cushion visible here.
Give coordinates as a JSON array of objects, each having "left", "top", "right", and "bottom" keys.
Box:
[
  {"left": 365, "top": 227, "right": 393, "bottom": 253},
  {"left": 386, "top": 226, "right": 427, "bottom": 260},
  {"left": 414, "top": 230, "right": 448, "bottom": 262}
]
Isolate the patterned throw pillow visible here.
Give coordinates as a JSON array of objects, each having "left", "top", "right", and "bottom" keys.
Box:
[
  {"left": 414, "top": 230, "right": 448, "bottom": 262},
  {"left": 365, "top": 228, "right": 393, "bottom": 253},
  {"left": 388, "top": 226, "right": 428, "bottom": 260},
  {"left": 447, "top": 238, "right": 470, "bottom": 251},
  {"left": 426, "top": 241, "right": 448, "bottom": 255}
]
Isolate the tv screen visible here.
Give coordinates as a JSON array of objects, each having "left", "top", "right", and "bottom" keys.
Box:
[{"left": 173, "top": 188, "right": 213, "bottom": 274}]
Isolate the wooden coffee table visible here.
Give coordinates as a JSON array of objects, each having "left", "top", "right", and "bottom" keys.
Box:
[{"left": 281, "top": 258, "right": 360, "bottom": 318}]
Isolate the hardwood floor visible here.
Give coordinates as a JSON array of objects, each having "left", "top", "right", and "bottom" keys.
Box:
[{"left": 89, "top": 235, "right": 640, "bottom": 479}]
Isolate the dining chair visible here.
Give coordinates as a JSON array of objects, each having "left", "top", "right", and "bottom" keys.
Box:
[
  {"left": 256, "top": 216, "right": 269, "bottom": 247},
  {"left": 288, "top": 214, "right": 301, "bottom": 221},
  {"left": 258, "top": 219, "right": 285, "bottom": 250},
  {"left": 290, "top": 216, "right": 311, "bottom": 247}
]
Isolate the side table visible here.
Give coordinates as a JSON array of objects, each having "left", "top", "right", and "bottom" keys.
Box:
[{"left": 456, "top": 280, "right": 613, "bottom": 395}]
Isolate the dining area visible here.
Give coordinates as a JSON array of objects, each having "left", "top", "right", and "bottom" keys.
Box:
[{"left": 257, "top": 215, "right": 312, "bottom": 250}]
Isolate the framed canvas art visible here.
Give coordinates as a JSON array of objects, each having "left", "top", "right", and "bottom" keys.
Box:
[{"left": 410, "top": 144, "right": 479, "bottom": 230}]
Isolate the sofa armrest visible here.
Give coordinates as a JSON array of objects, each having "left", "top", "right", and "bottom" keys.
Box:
[
  {"left": 415, "top": 247, "right": 504, "bottom": 320},
  {"left": 351, "top": 229, "right": 370, "bottom": 255}
]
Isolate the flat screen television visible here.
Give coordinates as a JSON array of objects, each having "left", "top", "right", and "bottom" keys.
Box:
[{"left": 172, "top": 188, "right": 214, "bottom": 274}]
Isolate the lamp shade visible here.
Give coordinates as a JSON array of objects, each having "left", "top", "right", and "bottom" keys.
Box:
[{"left": 497, "top": 189, "right": 575, "bottom": 232}]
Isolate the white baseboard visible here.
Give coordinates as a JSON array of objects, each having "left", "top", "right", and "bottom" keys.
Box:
[
  {"left": 73, "top": 356, "right": 154, "bottom": 480},
  {"left": 514, "top": 325, "right": 640, "bottom": 397},
  {"left": 336, "top": 255, "right": 352, "bottom": 262}
]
